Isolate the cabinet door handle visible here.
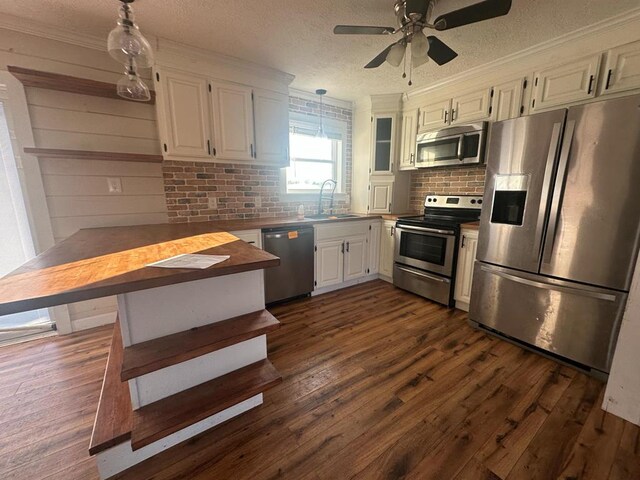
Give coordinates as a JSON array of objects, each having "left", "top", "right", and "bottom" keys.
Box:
[
  {"left": 587, "top": 75, "right": 594, "bottom": 95},
  {"left": 250, "top": 144, "right": 254, "bottom": 157},
  {"left": 388, "top": 203, "right": 391, "bottom": 212},
  {"left": 207, "top": 139, "right": 211, "bottom": 155},
  {"left": 444, "top": 111, "right": 448, "bottom": 124},
  {"left": 391, "top": 226, "right": 395, "bottom": 236},
  {"left": 461, "top": 235, "right": 466, "bottom": 248},
  {"left": 451, "top": 109, "right": 456, "bottom": 121},
  {"left": 410, "top": 153, "right": 414, "bottom": 164},
  {"left": 346, "top": 241, "right": 350, "bottom": 252},
  {"left": 341, "top": 242, "right": 345, "bottom": 254},
  {"left": 605, "top": 69, "right": 613, "bottom": 90}
]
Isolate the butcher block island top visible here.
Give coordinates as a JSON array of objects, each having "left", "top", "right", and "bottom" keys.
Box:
[{"left": 0, "top": 222, "right": 279, "bottom": 316}]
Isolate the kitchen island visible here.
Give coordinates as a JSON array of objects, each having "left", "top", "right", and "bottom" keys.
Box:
[{"left": 0, "top": 222, "right": 282, "bottom": 479}]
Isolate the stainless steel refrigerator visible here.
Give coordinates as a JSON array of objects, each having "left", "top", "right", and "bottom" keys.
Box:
[{"left": 470, "top": 94, "right": 640, "bottom": 375}]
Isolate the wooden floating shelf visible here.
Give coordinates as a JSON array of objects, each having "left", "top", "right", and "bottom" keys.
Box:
[
  {"left": 24, "top": 147, "right": 164, "bottom": 164},
  {"left": 121, "top": 310, "right": 280, "bottom": 381},
  {"left": 7, "top": 65, "right": 155, "bottom": 104},
  {"left": 89, "top": 319, "right": 133, "bottom": 456},
  {"left": 131, "top": 358, "right": 282, "bottom": 450}
]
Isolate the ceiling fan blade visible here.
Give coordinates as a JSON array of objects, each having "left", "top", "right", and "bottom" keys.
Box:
[
  {"left": 334, "top": 25, "right": 395, "bottom": 35},
  {"left": 433, "top": 0, "right": 512, "bottom": 31},
  {"left": 426, "top": 36, "right": 458, "bottom": 66},
  {"left": 364, "top": 42, "right": 399, "bottom": 69}
]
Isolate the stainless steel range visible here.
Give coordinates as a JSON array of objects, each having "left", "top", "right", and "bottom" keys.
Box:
[{"left": 394, "top": 195, "right": 482, "bottom": 306}]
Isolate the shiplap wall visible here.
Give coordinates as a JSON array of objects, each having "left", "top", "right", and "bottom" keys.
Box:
[{"left": 0, "top": 28, "right": 167, "bottom": 329}]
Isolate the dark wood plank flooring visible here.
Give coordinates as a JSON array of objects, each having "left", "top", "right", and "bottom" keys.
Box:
[{"left": 0, "top": 280, "right": 638, "bottom": 479}]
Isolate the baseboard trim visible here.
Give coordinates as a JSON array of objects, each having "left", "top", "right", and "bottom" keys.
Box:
[{"left": 312, "top": 274, "right": 380, "bottom": 296}]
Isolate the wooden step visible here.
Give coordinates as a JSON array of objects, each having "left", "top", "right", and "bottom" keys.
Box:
[
  {"left": 121, "top": 310, "right": 280, "bottom": 381},
  {"left": 89, "top": 319, "right": 133, "bottom": 456},
  {"left": 131, "top": 359, "right": 282, "bottom": 450}
]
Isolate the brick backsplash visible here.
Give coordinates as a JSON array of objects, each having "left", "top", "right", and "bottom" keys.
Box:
[
  {"left": 409, "top": 165, "right": 486, "bottom": 212},
  {"left": 164, "top": 96, "right": 352, "bottom": 223}
]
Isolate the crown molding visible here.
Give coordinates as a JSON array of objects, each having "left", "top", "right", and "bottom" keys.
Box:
[
  {"left": 288, "top": 88, "right": 352, "bottom": 110},
  {"left": 0, "top": 12, "right": 107, "bottom": 52},
  {"left": 155, "top": 38, "right": 294, "bottom": 87},
  {"left": 406, "top": 6, "right": 640, "bottom": 100}
]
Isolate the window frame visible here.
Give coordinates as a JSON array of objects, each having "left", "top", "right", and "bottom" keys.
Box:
[{"left": 280, "top": 113, "right": 348, "bottom": 200}]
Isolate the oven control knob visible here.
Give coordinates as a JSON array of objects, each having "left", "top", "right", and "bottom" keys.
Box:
[
  {"left": 471, "top": 199, "right": 476, "bottom": 204},
  {"left": 433, "top": 198, "right": 437, "bottom": 202},
  {"left": 478, "top": 199, "right": 483, "bottom": 204}
]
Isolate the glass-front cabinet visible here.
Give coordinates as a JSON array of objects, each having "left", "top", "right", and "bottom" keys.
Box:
[{"left": 371, "top": 114, "right": 396, "bottom": 175}]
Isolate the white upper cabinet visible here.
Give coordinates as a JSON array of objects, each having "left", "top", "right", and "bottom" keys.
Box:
[
  {"left": 399, "top": 110, "right": 418, "bottom": 171},
  {"left": 210, "top": 82, "right": 255, "bottom": 161},
  {"left": 451, "top": 87, "right": 492, "bottom": 124},
  {"left": 253, "top": 89, "right": 289, "bottom": 166},
  {"left": 369, "top": 179, "right": 394, "bottom": 214},
  {"left": 371, "top": 114, "right": 396, "bottom": 174},
  {"left": 531, "top": 54, "right": 601, "bottom": 112},
  {"left": 156, "top": 70, "right": 211, "bottom": 158},
  {"left": 491, "top": 78, "right": 526, "bottom": 122},
  {"left": 418, "top": 98, "right": 451, "bottom": 132},
  {"left": 600, "top": 40, "right": 640, "bottom": 96}
]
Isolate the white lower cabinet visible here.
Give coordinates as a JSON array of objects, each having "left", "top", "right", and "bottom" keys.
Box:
[
  {"left": 314, "top": 220, "right": 379, "bottom": 292},
  {"left": 379, "top": 220, "right": 395, "bottom": 281},
  {"left": 368, "top": 221, "right": 381, "bottom": 275},
  {"left": 344, "top": 235, "right": 367, "bottom": 281},
  {"left": 454, "top": 228, "right": 479, "bottom": 311},
  {"left": 229, "top": 229, "right": 262, "bottom": 249},
  {"left": 315, "top": 239, "right": 345, "bottom": 289}
]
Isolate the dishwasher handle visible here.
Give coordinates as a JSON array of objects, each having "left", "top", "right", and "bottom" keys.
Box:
[{"left": 262, "top": 228, "right": 313, "bottom": 240}]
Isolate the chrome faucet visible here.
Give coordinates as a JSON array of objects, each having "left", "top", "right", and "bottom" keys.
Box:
[{"left": 318, "top": 179, "right": 337, "bottom": 215}]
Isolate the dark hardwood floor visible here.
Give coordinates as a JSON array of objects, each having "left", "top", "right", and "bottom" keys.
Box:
[{"left": 0, "top": 280, "right": 638, "bottom": 479}]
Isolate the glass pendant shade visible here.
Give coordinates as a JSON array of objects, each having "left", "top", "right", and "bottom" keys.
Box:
[
  {"left": 117, "top": 63, "right": 151, "bottom": 102},
  {"left": 411, "top": 31, "right": 430, "bottom": 62},
  {"left": 107, "top": 4, "right": 154, "bottom": 68},
  {"left": 386, "top": 42, "right": 406, "bottom": 67}
]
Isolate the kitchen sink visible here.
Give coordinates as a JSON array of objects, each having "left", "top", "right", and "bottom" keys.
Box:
[{"left": 306, "top": 214, "right": 361, "bottom": 220}]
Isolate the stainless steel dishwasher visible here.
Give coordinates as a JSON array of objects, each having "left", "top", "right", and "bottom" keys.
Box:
[{"left": 262, "top": 226, "right": 314, "bottom": 304}]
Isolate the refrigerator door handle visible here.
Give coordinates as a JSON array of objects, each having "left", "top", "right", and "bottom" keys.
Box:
[
  {"left": 543, "top": 120, "right": 576, "bottom": 265},
  {"left": 534, "top": 122, "right": 564, "bottom": 259},
  {"left": 480, "top": 265, "right": 617, "bottom": 302}
]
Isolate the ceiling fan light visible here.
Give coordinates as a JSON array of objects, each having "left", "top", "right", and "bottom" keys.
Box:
[
  {"left": 385, "top": 43, "right": 406, "bottom": 67},
  {"left": 413, "top": 54, "right": 429, "bottom": 68},
  {"left": 411, "top": 31, "right": 429, "bottom": 61}
]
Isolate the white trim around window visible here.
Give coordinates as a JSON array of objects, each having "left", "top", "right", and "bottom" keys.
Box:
[{"left": 280, "top": 112, "right": 348, "bottom": 200}]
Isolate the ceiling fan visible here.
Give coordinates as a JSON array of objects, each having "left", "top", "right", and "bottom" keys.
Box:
[{"left": 333, "top": 0, "right": 512, "bottom": 84}]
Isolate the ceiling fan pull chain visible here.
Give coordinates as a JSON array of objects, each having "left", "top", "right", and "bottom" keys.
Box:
[{"left": 408, "top": 53, "right": 413, "bottom": 86}]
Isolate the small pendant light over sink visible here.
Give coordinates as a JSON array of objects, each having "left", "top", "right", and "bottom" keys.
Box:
[
  {"left": 107, "top": 0, "right": 154, "bottom": 101},
  {"left": 315, "top": 89, "right": 328, "bottom": 139}
]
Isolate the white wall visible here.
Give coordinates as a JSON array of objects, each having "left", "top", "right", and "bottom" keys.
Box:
[
  {"left": 0, "top": 27, "right": 167, "bottom": 330},
  {"left": 604, "top": 256, "right": 640, "bottom": 425}
]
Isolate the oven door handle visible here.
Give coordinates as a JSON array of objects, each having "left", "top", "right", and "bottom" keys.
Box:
[
  {"left": 397, "top": 225, "right": 455, "bottom": 236},
  {"left": 396, "top": 265, "right": 450, "bottom": 283}
]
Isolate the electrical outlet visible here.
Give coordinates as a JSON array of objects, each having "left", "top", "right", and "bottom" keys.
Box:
[
  {"left": 208, "top": 197, "right": 218, "bottom": 209},
  {"left": 107, "top": 177, "right": 122, "bottom": 194}
]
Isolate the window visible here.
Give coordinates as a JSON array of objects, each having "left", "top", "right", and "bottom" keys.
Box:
[{"left": 284, "top": 115, "right": 346, "bottom": 195}]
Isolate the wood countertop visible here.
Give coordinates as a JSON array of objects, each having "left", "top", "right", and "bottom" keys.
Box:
[{"left": 0, "top": 223, "right": 279, "bottom": 316}]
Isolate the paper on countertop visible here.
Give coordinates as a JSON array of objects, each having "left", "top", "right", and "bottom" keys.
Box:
[{"left": 146, "top": 254, "right": 230, "bottom": 269}]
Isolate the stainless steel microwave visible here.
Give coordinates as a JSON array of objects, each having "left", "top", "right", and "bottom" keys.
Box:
[{"left": 415, "top": 122, "right": 487, "bottom": 168}]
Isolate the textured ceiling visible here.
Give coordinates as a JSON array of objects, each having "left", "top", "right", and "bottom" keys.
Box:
[{"left": 2, "top": 0, "right": 640, "bottom": 101}]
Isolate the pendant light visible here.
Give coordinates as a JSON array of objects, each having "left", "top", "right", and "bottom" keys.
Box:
[
  {"left": 315, "top": 89, "right": 328, "bottom": 139},
  {"left": 117, "top": 59, "right": 151, "bottom": 102},
  {"left": 107, "top": 0, "right": 154, "bottom": 101}
]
